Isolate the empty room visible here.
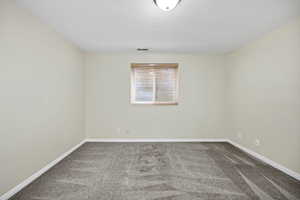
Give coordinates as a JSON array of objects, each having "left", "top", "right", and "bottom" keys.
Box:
[{"left": 1, "top": 0, "right": 300, "bottom": 199}]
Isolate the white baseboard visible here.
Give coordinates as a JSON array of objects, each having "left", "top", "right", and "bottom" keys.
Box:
[
  {"left": 0, "top": 140, "right": 86, "bottom": 200},
  {"left": 227, "top": 139, "right": 300, "bottom": 181},
  {"left": 85, "top": 138, "right": 228, "bottom": 143},
  {"left": 1, "top": 138, "right": 299, "bottom": 200},
  {"left": 85, "top": 138, "right": 299, "bottom": 181}
]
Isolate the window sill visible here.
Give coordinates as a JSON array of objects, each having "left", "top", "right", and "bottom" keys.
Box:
[{"left": 131, "top": 102, "right": 178, "bottom": 105}]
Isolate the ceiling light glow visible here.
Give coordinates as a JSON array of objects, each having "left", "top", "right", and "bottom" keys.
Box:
[{"left": 153, "top": 0, "right": 181, "bottom": 11}]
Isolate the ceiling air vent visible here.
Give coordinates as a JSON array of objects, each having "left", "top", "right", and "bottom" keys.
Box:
[{"left": 137, "top": 48, "right": 149, "bottom": 51}]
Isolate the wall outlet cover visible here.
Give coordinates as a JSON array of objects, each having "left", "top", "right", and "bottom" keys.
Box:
[
  {"left": 254, "top": 139, "right": 260, "bottom": 146},
  {"left": 117, "top": 128, "right": 121, "bottom": 134},
  {"left": 237, "top": 132, "right": 243, "bottom": 139}
]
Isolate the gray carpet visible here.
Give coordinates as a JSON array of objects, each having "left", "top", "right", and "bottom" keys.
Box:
[{"left": 10, "top": 142, "right": 300, "bottom": 200}]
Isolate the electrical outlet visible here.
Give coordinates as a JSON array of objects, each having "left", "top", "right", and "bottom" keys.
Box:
[
  {"left": 237, "top": 132, "right": 243, "bottom": 139},
  {"left": 254, "top": 139, "right": 260, "bottom": 146},
  {"left": 117, "top": 128, "right": 121, "bottom": 134}
]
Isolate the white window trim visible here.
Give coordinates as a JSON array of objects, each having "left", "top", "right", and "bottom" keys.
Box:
[{"left": 130, "top": 63, "right": 179, "bottom": 105}]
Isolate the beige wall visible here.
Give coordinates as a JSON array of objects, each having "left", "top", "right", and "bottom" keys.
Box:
[
  {"left": 1, "top": 0, "right": 299, "bottom": 196},
  {"left": 226, "top": 17, "right": 300, "bottom": 174},
  {"left": 85, "top": 53, "right": 228, "bottom": 139},
  {"left": 0, "top": 0, "right": 85, "bottom": 196}
]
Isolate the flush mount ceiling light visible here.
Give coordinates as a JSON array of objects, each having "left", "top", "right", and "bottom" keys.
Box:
[{"left": 153, "top": 0, "right": 181, "bottom": 11}]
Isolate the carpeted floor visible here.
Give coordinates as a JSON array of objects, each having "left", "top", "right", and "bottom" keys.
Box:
[{"left": 10, "top": 142, "right": 300, "bottom": 200}]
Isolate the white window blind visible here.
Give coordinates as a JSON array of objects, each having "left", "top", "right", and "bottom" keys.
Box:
[{"left": 131, "top": 63, "right": 178, "bottom": 105}]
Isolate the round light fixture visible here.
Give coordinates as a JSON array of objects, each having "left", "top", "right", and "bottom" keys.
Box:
[{"left": 153, "top": 0, "right": 181, "bottom": 11}]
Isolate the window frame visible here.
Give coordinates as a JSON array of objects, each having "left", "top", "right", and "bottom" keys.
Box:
[{"left": 130, "top": 63, "right": 179, "bottom": 105}]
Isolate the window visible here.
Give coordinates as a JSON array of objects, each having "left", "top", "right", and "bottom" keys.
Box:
[{"left": 131, "top": 63, "right": 179, "bottom": 105}]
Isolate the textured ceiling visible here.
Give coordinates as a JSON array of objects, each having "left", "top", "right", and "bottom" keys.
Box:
[{"left": 16, "top": 0, "right": 300, "bottom": 53}]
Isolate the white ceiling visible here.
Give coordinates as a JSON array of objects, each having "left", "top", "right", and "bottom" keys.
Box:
[{"left": 16, "top": 0, "right": 300, "bottom": 53}]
